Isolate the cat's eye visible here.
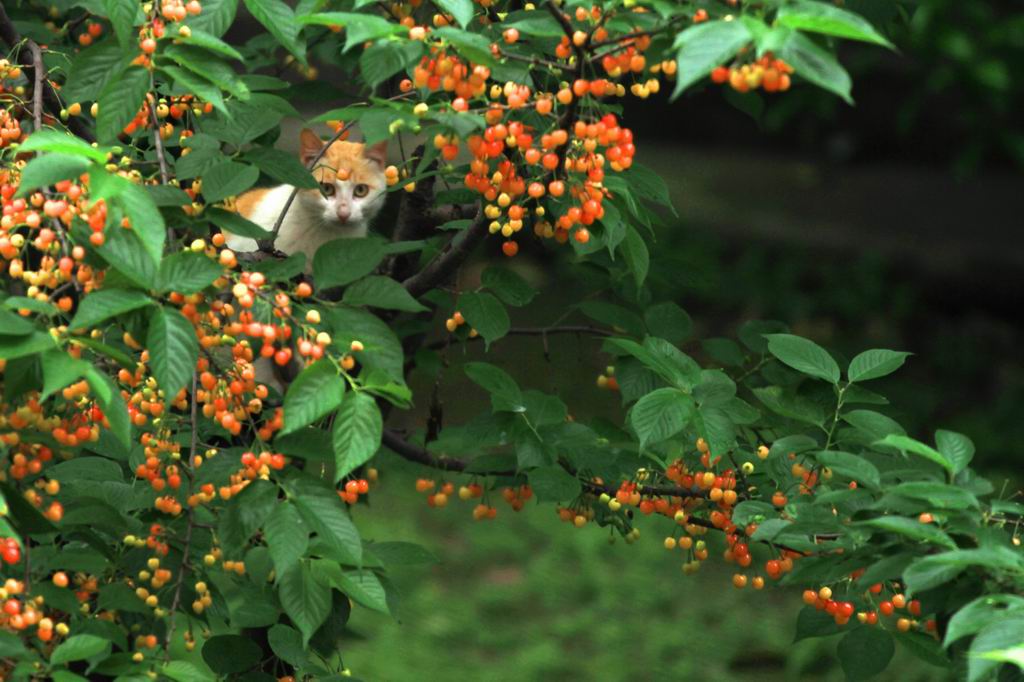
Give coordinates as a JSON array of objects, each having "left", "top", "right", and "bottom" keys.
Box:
[
  {"left": 320, "top": 182, "right": 335, "bottom": 197},
  {"left": 353, "top": 183, "right": 370, "bottom": 198}
]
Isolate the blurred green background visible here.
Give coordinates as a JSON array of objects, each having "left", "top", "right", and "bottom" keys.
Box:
[{"left": 266, "top": 0, "right": 1024, "bottom": 677}]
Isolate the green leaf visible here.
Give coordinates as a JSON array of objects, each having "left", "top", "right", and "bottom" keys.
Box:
[
  {"left": 218, "top": 479, "right": 278, "bottom": 549},
  {"left": 185, "top": 0, "right": 237, "bottom": 37},
  {"left": 332, "top": 391, "right": 383, "bottom": 481},
  {"left": 0, "top": 309, "right": 36, "bottom": 337},
  {"left": 779, "top": 31, "right": 853, "bottom": 104},
  {"left": 837, "top": 626, "right": 895, "bottom": 681},
  {"left": 264, "top": 502, "right": 308, "bottom": 578},
  {"left": 945, "top": 595, "right": 1024, "bottom": 649},
  {"left": 459, "top": 291, "right": 510, "bottom": 349},
  {"left": 174, "top": 28, "right": 244, "bottom": 60},
  {"left": 95, "top": 224, "right": 157, "bottom": 288},
  {"left": 164, "top": 43, "right": 252, "bottom": 98},
  {"left": 282, "top": 360, "right": 344, "bottom": 435},
  {"left": 286, "top": 475, "right": 362, "bottom": 564},
  {"left": 267, "top": 624, "right": 307, "bottom": 668},
  {"left": 342, "top": 276, "right": 429, "bottom": 312},
  {"left": 360, "top": 40, "right": 423, "bottom": 89},
  {"left": 326, "top": 306, "right": 405, "bottom": 381},
  {"left": 968, "top": 614, "right": 1024, "bottom": 682},
  {"left": 146, "top": 306, "right": 199, "bottom": 398},
  {"left": 102, "top": 0, "right": 140, "bottom": 49},
  {"left": 644, "top": 302, "right": 693, "bottom": 344},
  {"left": 206, "top": 206, "right": 272, "bottom": 240},
  {"left": 366, "top": 541, "right": 438, "bottom": 567},
  {"left": 620, "top": 225, "right": 649, "bottom": 288},
  {"left": 528, "top": 466, "right": 582, "bottom": 501},
  {"left": 60, "top": 41, "right": 132, "bottom": 105},
  {"left": 243, "top": 146, "right": 318, "bottom": 189},
  {"left": 156, "top": 251, "right": 223, "bottom": 294},
  {"left": 16, "top": 154, "right": 90, "bottom": 196},
  {"left": 69, "top": 289, "right": 152, "bottom": 331},
  {"left": 904, "top": 548, "right": 1024, "bottom": 595},
  {"left": 630, "top": 388, "right": 694, "bottom": 448},
  {"left": 874, "top": 434, "right": 953, "bottom": 475},
  {"left": 40, "top": 350, "right": 91, "bottom": 401},
  {"left": 815, "top": 450, "right": 881, "bottom": 489},
  {"left": 96, "top": 66, "right": 150, "bottom": 143},
  {"left": 157, "top": 66, "right": 226, "bottom": 116},
  {"left": 434, "top": 0, "right": 473, "bottom": 27},
  {"left": 432, "top": 27, "right": 496, "bottom": 66},
  {"left": 794, "top": 605, "right": 841, "bottom": 641},
  {"left": 480, "top": 266, "right": 537, "bottom": 307},
  {"left": 777, "top": 1, "right": 894, "bottom": 48},
  {"left": 847, "top": 348, "right": 911, "bottom": 382},
  {"left": 731, "top": 500, "right": 776, "bottom": 527},
  {"left": 19, "top": 130, "right": 109, "bottom": 162},
  {"left": 313, "top": 237, "right": 388, "bottom": 289},
  {"left": 765, "top": 333, "right": 840, "bottom": 383},
  {"left": 887, "top": 481, "right": 979, "bottom": 510},
  {"left": 0, "top": 631, "right": 28, "bottom": 660},
  {"left": 119, "top": 181, "right": 166, "bottom": 267},
  {"left": 935, "top": 429, "right": 975, "bottom": 476},
  {"left": 464, "top": 362, "right": 524, "bottom": 412},
  {"left": 200, "top": 161, "right": 260, "bottom": 203},
  {"left": 331, "top": 568, "right": 390, "bottom": 614},
  {"left": 858, "top": 516, "right": 956, "bottom": 549},
  {"left": 161, "top": 661, "right": 216, "bottom": 682},
  {"left": 146, "top": 184, "right": 191, "bottom": 207},
  {"left": 50, "top": 634, "right": 111, "bottom": 665},
  {"left": 244, "top": 0, "right": 306, "bottom": 60},
  {"left": 671, "top": 20, "right": 753, "bottom": 99},
  {"left": 298, "top": 12, "right": 398, "bottom": 51},
  {"left": 201, "top": 635, "right": 262, "bottom": 675},
  {"left": 86, "top": 370, "right": 131, "bottom": 448},
  {"left": 277, "top": 561, "right": 331, "bottom": 646}
]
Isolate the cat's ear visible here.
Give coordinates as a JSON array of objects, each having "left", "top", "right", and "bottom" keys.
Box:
[
  {"left": 299, "top": 128, "right": 324, "bottom": 166},
  {"left": 364, "top": 140, "right": 387, "bottom": 167}
]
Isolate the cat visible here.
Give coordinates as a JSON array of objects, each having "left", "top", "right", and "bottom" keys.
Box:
[
  {"left": 225, "top": 128, "right": 388, "bottom": 263},
  {"left": 224, "top": 129, "right": 388, "bottom": 393}
]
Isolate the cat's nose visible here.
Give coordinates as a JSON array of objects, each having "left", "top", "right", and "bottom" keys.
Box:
[{"left": 336, "top": 205, "right": 351, "bottom": 223}]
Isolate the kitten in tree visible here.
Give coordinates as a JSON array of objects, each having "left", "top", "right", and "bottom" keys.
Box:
[{"left": 225, "top": 128, "right": 388, "bottom": 262}]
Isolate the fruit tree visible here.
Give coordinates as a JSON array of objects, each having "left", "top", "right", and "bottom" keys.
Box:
[{"left": 0, "top": 0, "right": 1021, "bottom": 679}]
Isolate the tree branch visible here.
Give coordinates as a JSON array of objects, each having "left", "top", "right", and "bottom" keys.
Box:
[
  {"left": 402, "top": 209, "right": 487, "bottom": 298},
  {"left": 0, "top": 4, "right": 94, "bottom": 140}
]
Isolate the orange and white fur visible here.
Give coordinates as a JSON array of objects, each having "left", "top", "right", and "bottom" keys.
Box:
[{"left": 226, "top": 128, "right": 388, "bottom": 261}]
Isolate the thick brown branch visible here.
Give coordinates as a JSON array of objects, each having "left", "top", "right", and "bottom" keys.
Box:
[{"left": 402, "top": 210, "right": 487, "bottom": 298}]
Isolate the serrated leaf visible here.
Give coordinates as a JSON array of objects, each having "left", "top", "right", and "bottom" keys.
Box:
[
  {"left": 174, "top": 28, "right": 244, "bottom": 60},
  {"left": 86, "top": 369, "right": 131, "bottom": 448},
  {"left": 60, "top": 40, "right": 132, "bottom": 104},
  {"left": 96, "top": 66, "right": 150, "bottom": 143},
  {"left": 282, "top": 360, "right": 344, "bottom": 435},
  {"left": 874, "top": 434, "right": 953, "bottom": 475},
  {"left": 464, "top": 362, "right": 523, "bottom": 412},
  {"left": 779, "top": 31, "right": 853, "bottom": 103},
  {"left": 935, "top": 429, "right": 975, "bottom": 476},
  {"left": 630, "top": 388, "right": 694, "bottom": 448},
  {"left": 264, "top": 502, "right": 308, "bottom": 578},
  {"left": 206, "top": 206, "right": 272, "bottom": 240},
  {"left": 313, "top": 237, "right": 388, "bottom": 289},
  {"left": 146, "top": 306, "right": 198, "bottom": 398},
  {"left": 528, "top": 466, "right": 582, "bottom": 501},
  {"left": 480, "top": 266, "right": 537, "bottom": 307},
  {"left": 765, "top": 333, "right": 840, "bottom": 383},
  {"left": 244, "top": 0, "right": 306, "bottom": 60},
  {"left": 277, "top": 561, "right": 330, "bottom": 646},
  {"left": 944, "top": 595, "right": 1024, "bottom": 649},
  {"left": 459, "top": 291, "right": 509, "bottom": 348},
  {"left": 69, "top": 289, "right": 153, "bottom": 330},
  {"left": 777, "top": 0, "right": 894, "bottom": 48},
  {"left": 815, "top": 450, "right": 881, "bottom": 489},
  {"left": 40, "top": 350, "right": 92, "bottom": 401},
  {"left": 200, "top": 161, "right": 260, "bottom": 203},
  {"left": 671, "top": 20, "right": 753, "bottom": 99},
  {"left": 331, "top": 568, "right": 390, "bottom": 614},
  {"left": 243, "top": 146, "right": 318, "bottom": 189},
  {"left": 904, "top": 548, "right": 1024, "bottom": 596},
  {"left": 50, "top": 634, "right": 111, "bottom": 665},
  {"left": 837, "top": 626, "right": 895, "bottom": 681},
  {"left": 858, "top": 516, "right": 956, "bottom": 549},
  {"left": 201, "top": 635, "right": 262, "bottom": 675},
  {"left": 847, "top": 348, "right": 911, "bottom": 382},
  {"left": 342, "top": 276, "right": 429, "bottom": 312},
  {"left": 102, "top": 0, "right": 139, "bottom": 49},
  {"left": 287, "top": 475, "right": 361, "bottom": 564},
  {"left": 359, "top": 40, "right": 423, "bottom": 89},
  {"left": 332, "top": 391, "right": 382, "bottom": 481},
  {"left": 218, "top": 479, "right": 278, "bottom": 549},
  {"left": 159, "top": 64, "right": 227, "bottom": 115},
  {"left": 16, "top": 154, "right": 90, "bottom": 197},
  {"left": 620, "top": 225, "right": 649, "bottom": 287},
  {"left": 156, "top": 251, "right": 224, "bottom": 294},
  {"left": 185, "top": 0, "right": 237, "bottom": 37},
  {"left": 434, "top": 0, "right": 473, "bottom": 27}
]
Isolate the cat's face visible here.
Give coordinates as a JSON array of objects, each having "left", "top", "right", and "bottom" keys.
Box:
[{"left": 298, "top": 129, "right": 387, "bottom": 231}]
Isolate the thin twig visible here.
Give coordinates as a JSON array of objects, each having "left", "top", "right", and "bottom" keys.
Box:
[
  {"left": 28, "top": 41, "right": 43, "bottom": 131},
  {"left": 402, "top": 210, "right": 488, "bottom": 298},
  {"left": 164, "top": 372, "right": 199, "bottom": 657}
]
